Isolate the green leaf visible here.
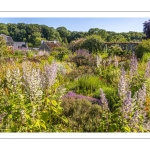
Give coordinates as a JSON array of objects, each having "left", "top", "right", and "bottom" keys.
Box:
[
  {"left": 51, "top": 100, "right": 57, "bottom": 107},
  {"left": 41, "top": 111, "right": 48, "bottom": 122},
  {"left": 40, "top": 121, "right": 47, "bottom": 130},
  {"left": 122, "top": 126, "right": 131, "bottom": 132}
]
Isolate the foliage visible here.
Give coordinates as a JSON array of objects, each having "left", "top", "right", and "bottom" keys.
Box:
[
  {"left": 0, "top": 37, "right": 8, "bottom": 58},
  {"left": 135, "top": 40, "right": 150, "bottom": 58},
  {"left": 50, "top": 47, "right": 71, "bottom": 61},
  {"left": 68, "top": 49, "right": 96, "bottom": 67},
  {"left": 61, "top": 93, "right": 102, "bottom": 132},
  {"left": 107, "top": 44, "right": 124, "bottom": 57},
  {"left": 81, "top": 35, "right": 105, "bottom": 53},
  {"left": 143, "top": 20, "right": 150, "bottom": 39}
]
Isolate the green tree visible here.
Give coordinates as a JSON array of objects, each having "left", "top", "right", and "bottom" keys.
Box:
[
  {"left": 81, "top": 35, "right": 105, "bottom": 53},
  {"left": 88, "top": 28, "right": 107, "bottom": 40},
  {"left": 56, "top": 27, "right": 70, "bottom": 44},
  {"left": 135, "top": 39, "right": 150, "bottom": 58},
  {"left": 0, "top": 23, "right": 9, "bottom": 35}
]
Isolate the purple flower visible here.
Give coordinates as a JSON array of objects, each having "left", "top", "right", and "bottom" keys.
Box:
[
  {"left": 145, "top": 60, "right": 150, "bottom": 78},
  {"left": 122, "top": 91, "right": 132, "bottom": 119},
  {"left": 62, "top": 91, "right": 100, "bottom": 104},
  {"left": 100, "top": 88, "right": 109, "bottom": 111},
  {"left": 129, "top": 52, "right": 138, "bottom": 77},
  {"left": 118, "top": 67, "right": 127, "bottom": 98}
]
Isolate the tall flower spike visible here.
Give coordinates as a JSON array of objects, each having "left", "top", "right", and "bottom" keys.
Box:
[
  {"left": 118, "top": 67, "right": 127, "bottom": 98},
  {"left": 145, "top": 60, "right": 150, "bottom": 78},
  {"left": 96, "top": 55, "right": 102, "bottom": 68},
  {"left": 122, "top": 91, "right": 132, "bottom": 120},
  {"left": 100, "top": 88, "right": 109, "bottom": 111},
  {"left": 129, "top": 52, "right": 138, "bottom": 77},
  {"left": 44, "top": 62, "right": 57, "bottom": 88},
  {"left": 114, "top": 55, "right": 118, "bottom": 68}
]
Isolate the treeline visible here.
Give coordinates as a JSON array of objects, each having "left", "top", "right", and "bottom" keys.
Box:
[{"left": 0, "top": 23, "right": 146, "bottom": 47}]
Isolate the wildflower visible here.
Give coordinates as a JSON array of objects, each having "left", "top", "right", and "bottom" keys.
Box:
[
  {"left": 96, "top": 55, "right": 102, "bottom": 68},
  {"left": 145, "top": 60, "right": 150, "bottom": 78},
  {"left": 100, "top": 88, "right": 109, "bottom": 111},
  {"left": 114, "top": 55, "right": 118, "bottom": 68},
  {"left": 43, "top": 63, "right": 57, "bottom": 89},
  {"left": 129, "top": 52, "right": 138, "bottom": 77},
  {"left": 118, "top": 67, "right": 127, "bottom": 98}
]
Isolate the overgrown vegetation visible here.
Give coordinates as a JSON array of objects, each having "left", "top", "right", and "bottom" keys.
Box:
[{"left": 1, "top": 21, "right": 150, "bottom": 132}]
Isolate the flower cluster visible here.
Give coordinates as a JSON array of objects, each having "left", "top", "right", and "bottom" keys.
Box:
[
  {"left": 43, "top": 62, "right": 57, "bottom": 89},
  {"left": 122, "top": 91, "right": 132, "bottom": 120},
  {"left": 100, "top": 88, "right": 109, "bottom": 111},
  {"left": 75, "top": 49, "right": 90, "bottom": 57},
  {"left": 130, "top": 52, "right": 138, "bottom": 77},
  {"left": 145, "top": 60, "right": 150, "bottom": 78},
  {"left": 36, "top": 50, "right": 49, "bottom": 57},
  {"left": 22, "top": 61, "right": 43, "bottom": 103},
  {"left": 114, "top": 55, "right": 118, "bottom": 68},
  {"left": 107, "top": 56, "right": 112, "bottom": 66},
  {"left": 62, "top": 91, "right": 100, "bottom": 104},
  {"left": 96, "top": 55, "right": 102, "bottom": 68},
  {"left": 118, "top": 67, "right": 128, "bottom": 98}
]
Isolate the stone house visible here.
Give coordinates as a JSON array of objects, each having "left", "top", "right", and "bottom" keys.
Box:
[
  {"left": 39, "top": 40, "right": 62, "bottom": 51},
  {"left": 0, "top": 34, "right": 28, "bottom": 50}
]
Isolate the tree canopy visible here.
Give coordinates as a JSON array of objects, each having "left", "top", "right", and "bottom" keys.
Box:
[{"left": 0, "top": 23, "right": 145, "bottom": 47}]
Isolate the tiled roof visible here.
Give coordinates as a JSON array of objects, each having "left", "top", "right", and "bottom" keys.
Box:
[
  {"left": 0, "top": 34, "right": 14, "bottom": 44},
  {"left": 45, "top": 41, "right": 61, "bottom": 50}
]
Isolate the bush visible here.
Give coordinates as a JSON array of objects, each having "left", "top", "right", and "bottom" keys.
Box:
[
  {"left": 141, "top": 52, "right": 150, "bottom": 62},
  {"left": 61, "top": 93, "right": 102, "bottom": 132},
  {"left": 108, "top": 44, "right": 124, "bottom": 56},
  {"left": 51, "top": 47, "right": 71, "bottom": 61},
  {"left": 81, "top": 35, "right": 104, "bottom": 53},
  {"left": 135, "top": 40, "right": 150, "bottom": 58},
  {"left": 69, "top": 49, "right": 96, "bottom": 67}
]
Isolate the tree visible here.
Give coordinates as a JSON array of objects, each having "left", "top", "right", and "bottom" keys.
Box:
[
  {"left": 135, "top": 39, "right": 150, "bottom": 58},
  {"left": 0, "top": 23, "right": 9, "bottom": 35},
  {"left": 143, "top": 20, "right": 150, "bottom": 39},
  {"left": 88, "top": 28, "right": 107, "bottom": 40},
  {"left": 56, "top": 27, "right": 70, "bottom": 44},
  {"left": 81, "top": 35, "right": 105, "bottom": 53}
]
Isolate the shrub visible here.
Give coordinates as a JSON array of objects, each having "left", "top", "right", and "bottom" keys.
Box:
[
  {"left": 69, "top": 49, "right": 96, "bottom": 67},
  {"left": 61, "top": 93, "right": 102, "bottom": 132},
  {"left": 135, "top": 40, "right": 150, "bottom": 58},
  {"left": 108, "top": 44, "right": 124, "bottom": 56},
  {"left": 81, "top": 35, "right": 104, "bottom": 53},
  {"left": 51, "top": 47, "right": 71, "bottom": 61}
]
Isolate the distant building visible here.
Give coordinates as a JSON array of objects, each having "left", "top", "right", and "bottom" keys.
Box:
[
  {"left": 0, "top": 34, "right": 14, "bottom": 46},
  {"left": 13, "top": 42, "right": 28, "bottom": 50},
  {"left": 0, "top": 34, "right": 28, "bottom": 50},
  {"left": 39, "top": 40, "right": 62, "bottom": 51}
]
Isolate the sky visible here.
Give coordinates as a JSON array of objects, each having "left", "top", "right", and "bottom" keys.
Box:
[{"left": 0, "top": 18, "right": 150, "bottom": 33}]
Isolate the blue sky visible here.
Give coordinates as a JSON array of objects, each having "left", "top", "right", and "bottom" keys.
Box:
[{"left": 0, "top": 18, "right": 149, "bottom": 33}]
